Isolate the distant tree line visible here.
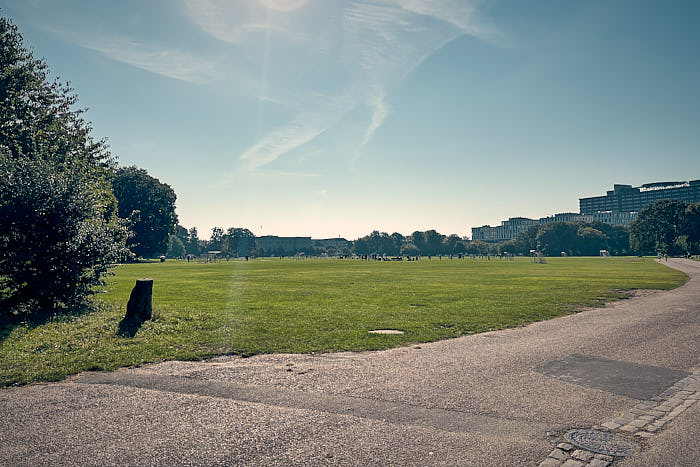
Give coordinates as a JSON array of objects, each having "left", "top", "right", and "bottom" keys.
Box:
[
  {"left": 166, "top": 226, "right": 256, "bottom": 258},
  {"left": 497, "top": 222, "right": 631, "bottom": 257},
  {"left": 350, "top": 223, "right": 630, "bottom": 257}
]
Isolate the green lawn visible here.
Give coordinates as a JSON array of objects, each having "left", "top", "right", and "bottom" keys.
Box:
[{"left": 0, "top": 257, "right": 688, "bottom": 386}]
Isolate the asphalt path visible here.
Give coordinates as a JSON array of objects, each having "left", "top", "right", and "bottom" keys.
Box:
[{"left": 1, "top": 259, "right": 698, "bottom": 466}]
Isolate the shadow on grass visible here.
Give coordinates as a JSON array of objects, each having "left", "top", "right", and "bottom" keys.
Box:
[
  {"left": 0, "top": 302, "right": 97, "bottom": 344},
  {"left": 116, "top": 316, "right": 145, "bottom": 338}
]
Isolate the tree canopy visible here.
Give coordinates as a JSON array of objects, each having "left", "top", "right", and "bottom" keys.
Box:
[
  {"left": 112, "top": 166, "right": 178, "bottom": 258},
  {"left": 1, "top": 14, "right": 128, "bottom": 321},
  {"left": 629, "top": 200, "right": 700, "bottom": 255}
]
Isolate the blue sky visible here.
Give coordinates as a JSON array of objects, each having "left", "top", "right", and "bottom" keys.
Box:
[{"left": 3, "top": 0, "right": 699, "bottom": 239}]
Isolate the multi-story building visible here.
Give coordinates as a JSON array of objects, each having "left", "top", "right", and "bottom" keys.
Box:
[
  {"left": 472, "top": 217, "right": 539, "bottom": 242},
  {"left": 471, "top": 225, "right": 501, "bottom": 242},
  {"left": 590, "top": 211, "right": 638, "bottom": 226},
  {"left": 580, "top": 180, "right": 700, "bottom": 214},
  {"left": 313, "top": 238, "right": 350, "bottom": 250},
  {"left": 471, "top": 211, "right": 638, "bottom": 243},
  {"left": 255, "top": 236, "right": 312, "bottom": 254},
  {"left": 539, "top": 212, "right": 592, "bottom": 224}
]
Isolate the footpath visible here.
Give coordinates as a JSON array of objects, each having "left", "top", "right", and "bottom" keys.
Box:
[{"left": 1, "top": 258, "right": 698, "bottom": 466}]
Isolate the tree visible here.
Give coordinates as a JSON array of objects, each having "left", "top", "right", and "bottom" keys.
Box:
[
  {"left": 186, "top": 227, "right": 200, "bottom": 256},
  {"left": 684, "top": 203, "right": 700, "bottom": 253},
  {"left": 400, "top": 243, "right": 419, "bottom": 256},
  {"left": 112, "top": 166, "right": 178, "bottom": 258},
  {"left": 173, "top": 224, "right": 189, "bottom": 245},
  {"left": 577, "top": 226, "right": 607, "bottom": 256},
  {"left": 208, "top": 226, "right": 224, "bottom": 251},
  {"left": 629, "top": 200, "right": 689, "bottom": 255},
  {"left": 166, "top": 235, "right": 186, "bottom": 258},
  {"left": 390, "top": 232, "right": 405, "bottom": 254},
  {"left": 536, "top": 222, "right": 579, "bottom": 256},
  {"left": 442, "top": 234, "right": 466, "bottom": 255},
  {"left": 1, "top": 14, "right": 128, "bottom": 320},
  {"left": 223, "top": 227, "right": 255, "bottom": 257},
  {"left": 409, "top": 231, "right": 425, "bottom": 255},
  {"left": 422, "top": 230, "right": 444, "bottom": 256},
  {"left": 607, "top": 225, "right": 630, "bottom": 256},
  {"left": 467, "top": 240, "right": 489, "bottom": 255}
]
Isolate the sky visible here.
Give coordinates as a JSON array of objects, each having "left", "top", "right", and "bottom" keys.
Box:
[{"left": 2, "top": 0, "right": 699, "bottom": 240}]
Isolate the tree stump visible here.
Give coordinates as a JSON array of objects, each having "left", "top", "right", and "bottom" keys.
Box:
[{"left": 125, "top": 278, "right": 153, "bottom": 321}]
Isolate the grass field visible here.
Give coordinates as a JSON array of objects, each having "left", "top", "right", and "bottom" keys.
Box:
[{"left": 0, "top": 257, "right": 688, "bottom": 386}]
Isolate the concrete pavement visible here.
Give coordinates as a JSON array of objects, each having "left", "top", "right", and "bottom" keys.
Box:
[{"left": 1, "top": 258, "right": 698, "bottom": 466}]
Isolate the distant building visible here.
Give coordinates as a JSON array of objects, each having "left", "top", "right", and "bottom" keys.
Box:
[
  {"left": 313, "top": 238, "right": 350, "bottom": 250},
  {"left": 255, "top": 236, "right": 312, "bottom": 254},
  {"left": 590, "top": 211, "right": 638, "bottom": 226},
  {"left": 471, "top": 211, "right": 638, "bottom": 243},
  {"left": 472, "top": 217, "right": 538, "bottom": 242},
  {"left": 471, "top": 225, "right": 501, "bottom": 243},
  {"left": 580, "top": 180, "right": 700, "bottom": 214},
  {"left": 539, "top": 212, "right": 592, "bottom": 224}
]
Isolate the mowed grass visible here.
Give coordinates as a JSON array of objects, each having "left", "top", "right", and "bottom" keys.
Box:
[{"left": 0, "top": 257, "right": 687, "bottom": 386}]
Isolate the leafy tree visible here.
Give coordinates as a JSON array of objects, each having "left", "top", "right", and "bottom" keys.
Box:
[
  {"left": 442, "top": 234, "right": 466, "bottom": 255},
  {"left": 423, "top": 230, "right": 445, "bottom": 256},
  {"left": 390, "top": 232, "right": 405, "bottom": 253},
  {"left": 354, "top": 230, "right": 395, "bottom": 255},
  {"left": 208, "top": 226, "right": 224, "bottom": 251},
  {"left": 1, "top": 14, "right": 128, "bottom": 320},
  {"left": 684, "top": 203, "right": 700, "bottom": 252},
  {"left": 223, "top": 227, "right": 255, "bottom": 257},
  {"left": 400, "top": 243, "right": 419, "bottom": 256},
  {"left": 467, "top": 240, "right": 489, "bottom": 255},
  {"left": 607, "top": 225, "right": 630, "bottom": 256},
  {"left": 577, "top": 226, "right": 607, "bottom": 256},
  {"left": 496, "top": 239, "right": 518, "bottom": 255},
  {"left": 536, "top": 222, "right": 579, "bottom": 256},
  {"left": 513, "top": 225, "right": 539, "bottom": 254},
  {"left": 173, "top": 224, "right": 189, "bottom": 245},
  {"left": 409, "top": 231, "right": 425, "bottom": 255},
  {"left": 629, "top": 200, "right": 689, "bottom": 255},
  {"left": 186, "top": 227, "right": 200, "bottom": 256},
  {"left": 112, "top": 166, "right": 178, "bottom": 258},
  {"left": 166, "top": 235, "right": 186, "bottom": 258}
]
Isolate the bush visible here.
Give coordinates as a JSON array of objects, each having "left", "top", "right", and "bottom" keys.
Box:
[
  {"left": 0, "top": 157, "right": 129, "bottom": 320},
  {"left": 0, "top": 14, "right": 129, "bottom": 321}
]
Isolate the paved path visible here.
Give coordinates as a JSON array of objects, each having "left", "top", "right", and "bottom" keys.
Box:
[{"left": 1, "top": 259, "right": 698, "bottom": 466}]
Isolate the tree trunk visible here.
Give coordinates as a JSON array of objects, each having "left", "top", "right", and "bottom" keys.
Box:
[{"left": 125, "top": 279, "right": 153, "bottom": 321}]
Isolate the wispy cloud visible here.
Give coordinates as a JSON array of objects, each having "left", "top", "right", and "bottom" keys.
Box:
[
  {"left": 183, "top": 0, "right": 498, "bottom": 169},
  {"left": 185, "top": 0, "right": 308, "bottom": 45},
  {"left": 357, "top": 89, "right": 389, "bottom": 154},
  {"left": 240, "top": 92, "right": 355, "bottom": 170},
  {"left": 388, "top": 0, "right": 500, "bottom": 40},
  {"left": 79, "top": 39, "right": 221, "bottom": 84}
]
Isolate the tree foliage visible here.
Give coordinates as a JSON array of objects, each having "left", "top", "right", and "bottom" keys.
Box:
[
  {"left": 0, "top": 14, "right": 128, "bottom": 321},
  {"left": 112, "top": 166, "right": 178, "bottom": 258},
  {"left": 166, "top": 235, "right": 186, "bottom": 258},
  {"left": 629, "top": 200, "right": 700, "bottom": 255}
]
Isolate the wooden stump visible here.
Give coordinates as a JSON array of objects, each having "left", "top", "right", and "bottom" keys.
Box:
[{"left": 125, "top": 278, "right": 153, "bottom": 321}]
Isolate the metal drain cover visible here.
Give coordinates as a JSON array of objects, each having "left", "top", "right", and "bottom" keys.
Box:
[{"left": 564, "top": 429, "right": 637, "bottom": 457}]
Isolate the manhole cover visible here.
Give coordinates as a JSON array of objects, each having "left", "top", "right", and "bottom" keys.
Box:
[
  {"left": 368, "top": 329, "right": 404, "bottom": 335},
  {"left": 564, "top": 429, "right": 637, "bottom": 457}
]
